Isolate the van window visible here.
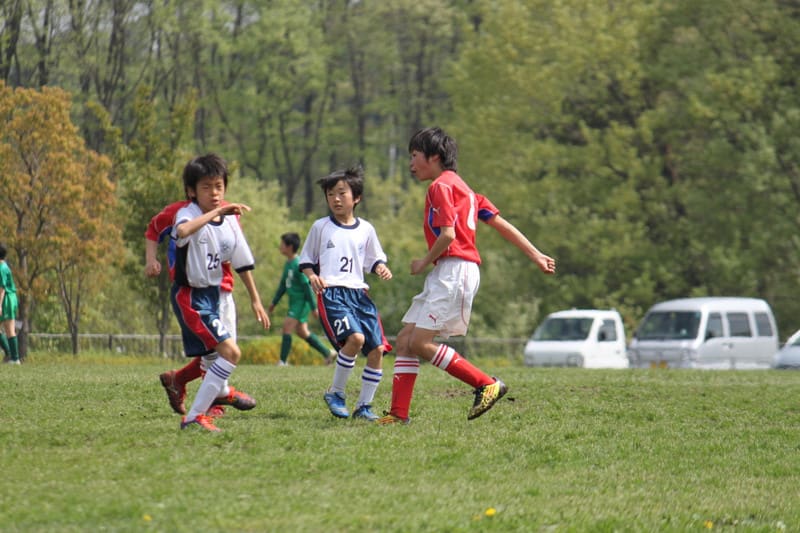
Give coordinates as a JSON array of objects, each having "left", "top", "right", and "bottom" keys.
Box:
[
  {"left": 532, "top": 318, "right": 593, "bottom": 341},
  {"left": 754, "top": 312, "right": 773, "bottom": 337},
  {"left": 636, "top": 311, "right": 700, "bottom": 340},
  {"left": 705, "top": 313, "right": 723, "bottom": 340},
  {"left": 727, "top": 312, "right": 752, "bottom": 337},
  {"left": 598, "top": 320, "right": 617, "bottom": 342}
]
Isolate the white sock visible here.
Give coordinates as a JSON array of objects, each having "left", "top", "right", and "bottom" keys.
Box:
[
  {"left": 356, "top": 366, "right": 382, "bottom": 407},
  {"left": 186, "top": 358, "right": 236, "bottom": 420},
  {"left": 330, "top": 351, "right": 356, "bottom": 394}
]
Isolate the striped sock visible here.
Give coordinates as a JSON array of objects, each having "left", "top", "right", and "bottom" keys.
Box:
[
  {"left": 356, "top": 366, "right": 383, "bottom": 407},
  {"left": 431, "top": 344, "right": 492, "bottom": 389},
  {"left": 330, "top": 351, "right": 356, "bottom": 394},
  {"left": 186, "top": 358, "right": 235, "bottom": 420},
  {"left": 389, "top": 356, "right": 420, "bottom": 419}
]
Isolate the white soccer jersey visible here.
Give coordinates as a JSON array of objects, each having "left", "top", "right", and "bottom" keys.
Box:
[
  {"left": 172, "top": 202, "right": 255, "bottom": 288},
  {"left": 299, "top": 216, "right": 387, "bottom": 290}
]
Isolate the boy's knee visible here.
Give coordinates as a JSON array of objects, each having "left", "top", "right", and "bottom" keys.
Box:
[{"left": 344, "top": 332, "right": 366, "bottom": 351}]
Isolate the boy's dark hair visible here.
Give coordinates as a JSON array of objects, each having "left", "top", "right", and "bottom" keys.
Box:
[
  {"left": 182, "top": 154, "right": 229, "bottom": 199},
  {"left": 0, "top": 243, "right": 6, "bottom": 260},
  {"left": 408, "top": 127, "right": 458, "bottom": 171},
  {"left": 280, "top": 232, "right": 301, "bottom": 253},
  {"left": 317, "top": 165, "right": 364, "bottom": 200}
]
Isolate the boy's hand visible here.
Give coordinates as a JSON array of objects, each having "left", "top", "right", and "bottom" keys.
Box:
[
  {"left": 253, "top": 302, "right": 270, "bottom": 330},
  {"left": 268, "top": 304, "right": 275, "bottom": 314},
  {"left": 145, "top": 259, "right": 161, "bottom": 277},
  {"left": 374, "top": 263, "right": 393, "bottom": 280},
  {"left": 536, "top": 253, "right": 556, "bottom": 274},
  {"left": 308, "top": 274, "right": 327, "bottom": 294},
  {"left": 220, "top": 203, "right": 251, "bottom": 216},
  {"left": 410, "top": 259, "right": 428, "bottom": 275}
]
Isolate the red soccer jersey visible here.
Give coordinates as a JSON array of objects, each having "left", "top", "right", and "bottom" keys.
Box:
[
  {"left": 424, "top": 170, "right": 499, "bottom": 265},
  {"left": 145, "top": 200, "right": 235, "bottom": 292}
]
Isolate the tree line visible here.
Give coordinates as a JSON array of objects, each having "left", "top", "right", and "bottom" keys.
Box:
[{"left": 1, "top": 0, "right": 799, "bottom": 355}]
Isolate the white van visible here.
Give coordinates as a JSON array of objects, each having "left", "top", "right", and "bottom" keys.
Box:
[
  {"left": 523, "top": 309, "right": 628, "bottom": 368},
  {"left": 628, "top": 297, "right": 779, "bottom": 369}
]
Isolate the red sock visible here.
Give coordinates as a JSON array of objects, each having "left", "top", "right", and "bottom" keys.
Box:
[
  {"left": 390, "top": 356, "right": 419, "bottom": 420},
  {"left": 432, "top": 344, "right": 492, "bottom": 389},
  {"left": 174, "top": 357, "right": 203, "bottom": 386}
]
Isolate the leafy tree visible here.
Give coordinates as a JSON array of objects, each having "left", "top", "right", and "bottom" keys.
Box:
[
  {"left": 115, "top": 85, "right": 195, "bottom": 354},
  {"left": 0, "top": 82, "right": 121, "bottom": 353}
]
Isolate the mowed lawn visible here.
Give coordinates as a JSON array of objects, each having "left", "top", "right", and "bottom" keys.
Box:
[{"left": 1, "top": 354, "right": 798, "bottom": 532}]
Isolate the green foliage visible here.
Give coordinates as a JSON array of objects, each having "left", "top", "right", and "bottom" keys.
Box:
[
  {"left": 239, "top": 336, "right": 331, "bottom": 366},
  {"left": 3, "top": 357, "right": 800, "bottom": 531},
  {"left": 5, "top": 0, "right": 800, "bottom": 344}
]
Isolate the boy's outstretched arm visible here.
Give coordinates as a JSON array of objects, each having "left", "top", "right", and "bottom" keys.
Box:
[
  {"left": 486, "top": 215, "right": 556, "bottom": 274},
  {"left": 238, "top": 269, "right": 270, "bottom": 329}
]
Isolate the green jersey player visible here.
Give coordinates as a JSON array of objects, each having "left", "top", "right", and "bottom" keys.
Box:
[{"left": 268, "top": 233, "right": 337, "bottom": 366}]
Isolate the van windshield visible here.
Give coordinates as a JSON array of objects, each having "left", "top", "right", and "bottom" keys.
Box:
[
  {"left": 532, "top": 318, "right": 594, "bottom": 341},
  {"left": 636, "top": 311, "right": 701, "bottom": 340}
]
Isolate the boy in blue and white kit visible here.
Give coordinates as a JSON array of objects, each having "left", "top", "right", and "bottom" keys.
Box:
[
  {"left": 172, "top": 154, "right": 270, "bottom": 432},
  {"left": 299, "top": 166, "right": 392, "bottom": 421}
]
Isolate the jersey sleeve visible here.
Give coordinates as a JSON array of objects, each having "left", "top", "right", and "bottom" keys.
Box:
[
  {"left": 428, "top": 182, "right": 457, "bottom": 228},
  {"left": 363, "top": 223, "right": 388, "bottom": 273},
  {"left": 146, "top": 201, "right": 183, "bottom": 242},
  {"left": 230, "top": 219, "right": 255, "bottom": 272},
  {"left": 476, "top": 193, "right": 499, "bottom": 222},
  {"left": 298, "top": 221, "right": 321, "bottom": 273},
  {"left": 172, "top": 206, "right": 195, "bottom": 247}
]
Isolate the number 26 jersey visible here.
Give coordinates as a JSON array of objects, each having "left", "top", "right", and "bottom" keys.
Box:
[{"left": 172, "top": 202, "right": 255, "bottom": 288}]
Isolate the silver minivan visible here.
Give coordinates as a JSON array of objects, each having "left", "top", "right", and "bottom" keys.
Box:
[{"left": 628, "top": 297, "right": 779, "bottom": 369}]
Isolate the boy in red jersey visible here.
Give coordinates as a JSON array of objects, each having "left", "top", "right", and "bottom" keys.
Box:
[{"left": 378, "top": 127, "right": 556, "bottom": 424}]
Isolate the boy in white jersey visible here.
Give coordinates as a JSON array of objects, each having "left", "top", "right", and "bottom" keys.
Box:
[
  {"left": 299, "top": 166, "right": 392, "bottom": 421},
  {"left": 171, "top": 154, "right": 270, "bottom": 432}
]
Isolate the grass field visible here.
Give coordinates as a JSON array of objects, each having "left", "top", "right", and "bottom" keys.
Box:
[{"left": 1, "top": 353, "right": 798, "bottom": 532}]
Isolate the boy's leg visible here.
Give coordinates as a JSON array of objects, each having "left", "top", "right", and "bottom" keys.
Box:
[
  {"left": 160, "top": 357, "right": 203, "bottom": 415},
  {"left": 279, "top": 316, "right": 298, "bottom": 364},
  {"left": 184, "top": 340, "right": 240, "bottom": 424},
  {"left": 299, "top": 321, "right": 336, "bottom": 361},
  {"left": 352, "top": 347, "right": 383, "bottom": 420},
  {"left": 8, "top": 335, "right": 19, "bottom": 362},
  {"left": 279, "top": 334, "right": 293, "bottom": 365},
  {"left": 380, "top": 324, "right": 419, "bottom": 422},
  {"left": 0, "top": 331, "right": 10, "bottom": 358}
]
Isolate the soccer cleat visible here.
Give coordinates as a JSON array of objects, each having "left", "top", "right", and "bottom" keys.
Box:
[
  {"left": 352, "top": 404, "right": 379, "bottom": 422},
  {"left": 276, "top": 360, "right": 289, "bottom": 367},
  {"left": 467, "top": 378, "right": 508, "bottom": 420},
  {"left": 206, "top": 405, "right": 226, "bottom": 418},
  {"left": 159, "top": 370, "right": 187, "bottom": 415},
  {"left": 376, "top": 412, "right": 410, "bottom": 425},
  {"left": 323, "top": 391, "right": 349, "bottom": 418},
  {"left": 212, "top": 387, "right": 256, "bottom": 411},
  {"left": 180, "top": 414, "right": 220, "bottom": 432}
]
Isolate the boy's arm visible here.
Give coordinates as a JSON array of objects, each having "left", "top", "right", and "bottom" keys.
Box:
[
  {"left": 270, "top": 264, "right": 288, "bottom": 309},
  {"left": 237, "top": 269, "right": 270, "bottom": 330},
  {"left": 410, "top": 226, "right": 455, "bottom": 275},
  {"left": 175, "top": 203, "right": 250, "bottom": 239},
  {"left": 144, "top": 238, "right": 161, "bottom": 277},
  {"left": 299, "top": 272, "right": 318, "bottom": 310},
  {"left": 485, "top": 214, "right": 556, "bottom": 274}
]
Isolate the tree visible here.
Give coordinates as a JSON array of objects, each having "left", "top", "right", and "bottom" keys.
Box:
[
  {"left": 115, "top": 85, "right": 195, "bottom": 355},
  {"left": 0, "top": 82, "right": 121, "bottom": 354}
]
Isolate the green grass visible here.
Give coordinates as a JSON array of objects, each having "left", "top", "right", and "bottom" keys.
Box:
[{"left": 1, "top": 354, "right": 798, "bottom": 532}]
